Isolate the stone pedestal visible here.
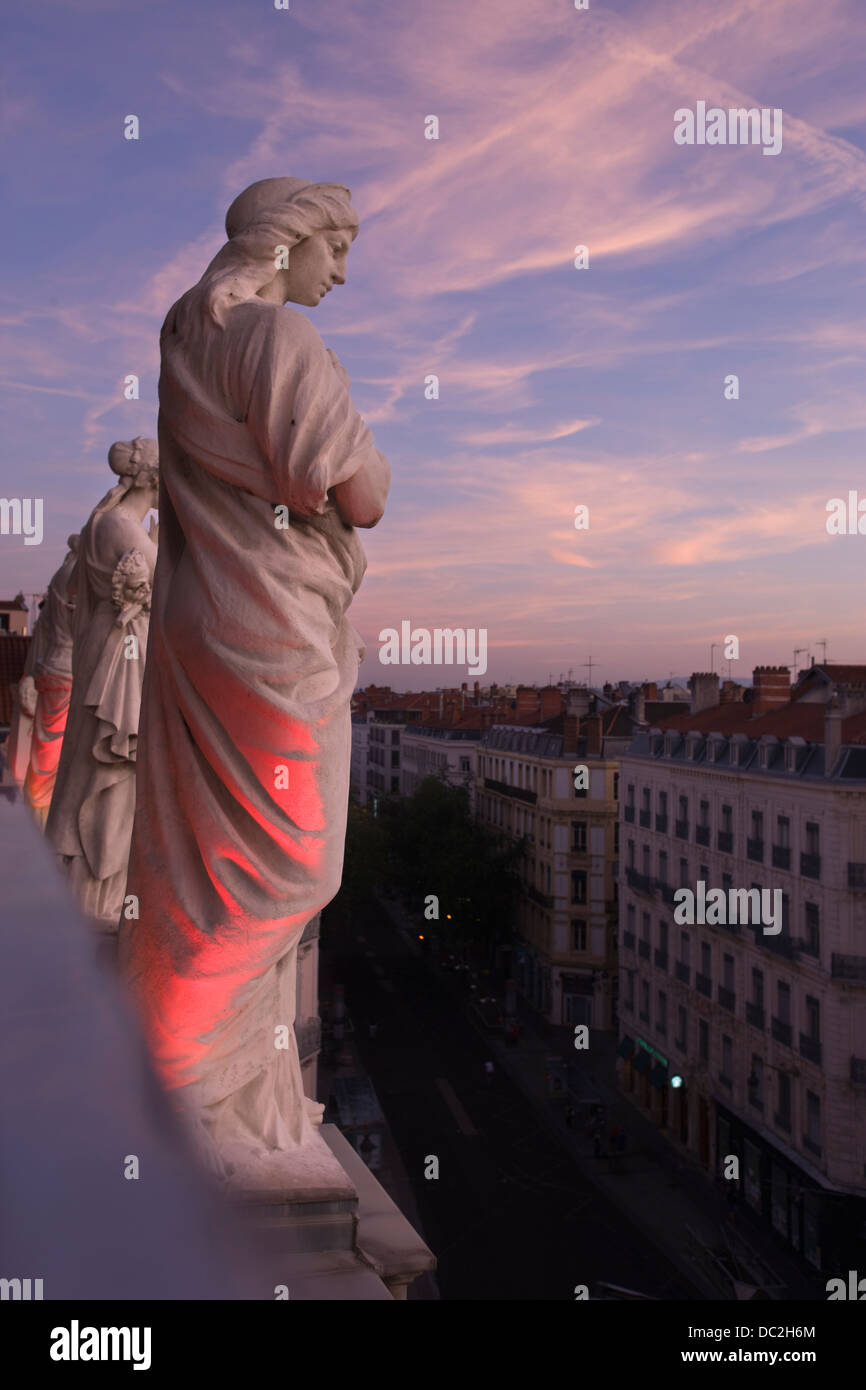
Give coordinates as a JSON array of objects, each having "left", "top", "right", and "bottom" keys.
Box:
[{"left": 230, "top": 1123, "right": 436, "bottom": 1298}]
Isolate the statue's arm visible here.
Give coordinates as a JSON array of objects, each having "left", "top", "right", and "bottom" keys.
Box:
[
  {"left": 332, "top": 447, "right": 390, "bottom": 528},
  {"left": 243, "top": 308, "right": 390, "bottom": 522}
]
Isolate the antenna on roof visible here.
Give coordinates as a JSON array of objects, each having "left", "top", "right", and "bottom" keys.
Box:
[{"left": 815, "top": 639, "right": 827, "bottom": 666}]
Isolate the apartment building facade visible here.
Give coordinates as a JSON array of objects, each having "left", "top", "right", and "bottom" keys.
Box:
[
  {"left": 617, "top": 675, "right": 866, "bottom": 1274},
  {"left": 476, "top": 704, "right": 630, "bottom": 1030},
  {"left": 399, "top": 724, "right": 478, "bottom": 804}
]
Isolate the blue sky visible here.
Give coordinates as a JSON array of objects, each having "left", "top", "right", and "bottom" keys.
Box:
[{"left": 3, "top": 0, "right": 866, "bottom": 687}]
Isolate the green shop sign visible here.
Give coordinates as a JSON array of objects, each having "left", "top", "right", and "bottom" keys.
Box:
[{"left": 636, "top": 1037, "right": 668, "bottom": 1067}]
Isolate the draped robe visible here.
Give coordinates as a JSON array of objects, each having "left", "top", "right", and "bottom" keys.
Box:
[
  {"left": 119, "top": 297, "right": 386, "bottom": 1175},
  {"left": 24, "top": 550, "right": 76, "bottom": 827},
  {"left": 46, "top": 505, "right": 156, "bottom": 926}
]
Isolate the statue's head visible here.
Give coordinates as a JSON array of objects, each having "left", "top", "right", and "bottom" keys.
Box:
[
  {"left": 107, "top": 438, "right": 159, "bottom": 496},
  {"left": 224, "top": 177, "right": 358, "bottom": 308},
  {"left": 187, "top": 178, "right": 359, "bottom": 324},
  {"left": 66, "top": 533, "right": 80, "bottom": 553}
]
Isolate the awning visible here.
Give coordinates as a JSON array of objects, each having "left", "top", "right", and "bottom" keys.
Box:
[
  {"left": 617, "top": 1035, "right": 635, "bottom": 1060},
  {"left": 650, "top": 1063, "right": 668, "bottom": 1090},
  {"left": 633, "top": 1049, "right": 652, "bottom": 1075}
]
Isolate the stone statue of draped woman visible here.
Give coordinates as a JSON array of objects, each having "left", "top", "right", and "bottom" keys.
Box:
[
  {"left": 46, "top": 439, "right": 159, "bottom": 930},
  {"left": 119, "top": 178, "right": 390, "bottom": 1183},
  {"left": 23, "top": 534, "right": 78, "bottom": 828}
]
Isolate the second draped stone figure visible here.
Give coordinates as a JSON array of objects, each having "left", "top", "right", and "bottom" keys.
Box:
[
  {"left": 46, "top": 439, "right": 159, "bottom": 930},
  {"left": 118, "top": 177, "right": 390, "bottom": 1184}
]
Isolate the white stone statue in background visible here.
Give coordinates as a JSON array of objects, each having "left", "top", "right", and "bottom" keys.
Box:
[
  {"left": 6, "top": 622, "right": 41, "bottom": 789},
  {"left": 23, "top": 535, "right": 79, "bottom": 829},
  {"left": 119, "top": 177, "right": 390, "bottom": 1185},
  {"left": 46, "top": 439, "right": 159, "bottom": 931}
]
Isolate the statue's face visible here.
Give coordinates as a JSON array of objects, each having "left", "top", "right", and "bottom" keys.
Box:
[
  {"left": 129, "top": 437, "right": 159, "bottom": 474},
  {"left": 278, "top": 228, "right": 352, "bottom": 307}
]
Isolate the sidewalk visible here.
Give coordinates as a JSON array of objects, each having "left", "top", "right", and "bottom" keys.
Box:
[{"left": 382, "top": 894, "right": 826, "bottom": 1301}]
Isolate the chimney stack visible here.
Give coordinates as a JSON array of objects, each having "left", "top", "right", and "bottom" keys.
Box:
[
  {"left": 563, "top": 714, "right": 580, "bottom": 757},
  {"left": 688, "top": 672, "right": 719, "bottom": 714},
  {"left": 586, "top": 714, "right": 603, "bottom": 756},
  {"left": 751, "top": 665, "right": 790, "bottom": 716},
  {"left": 566, "top": 686, "right": 591, "bottom": 718},
  {"left": 824, "top": 690, "right": 843, "bottom": 777}
]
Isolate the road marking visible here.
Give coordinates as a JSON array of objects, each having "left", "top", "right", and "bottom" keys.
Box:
[{"left": 435, "top": 1078, "right": 478, "bottom": 1137}]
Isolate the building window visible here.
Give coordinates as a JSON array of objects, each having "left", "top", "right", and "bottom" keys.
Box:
[
  {"left": 803, "top": 903, "right": 820, "bottom": 957},
  {"left": 626, "top": 782, "right": 635, "bottom": 808},
  {"left": 460, "top": 756, "right": 470, "bottom": 773},
  {"left": 679, "top": 856, "right": 689, "bottom": 888},
  {"left": 641, "top": 912, "right": 651, "bottom": 942},
  {"left": 721, "top": 804, "right": 732, "bottom": 834},
  {"left": 627, "top": 839, "right": 635, "bottom": 868},
  {"left": 752, "top": 968, "right": 764, "bottom": 1006},
  {"left": 627, "top": 903, "right": 635, "bottom": 934},
  {"left": 805, "top": 995, "right": 820, "bottom": 1041},
  {"left": 640, "top": 981, "right": 650, "bottom": 1022},
  {"left": 642, "top": 787, "right": 651, "bottom": 814},
  {"left": 776, "top": 1073, "right": 791, "bottom": 1130},
  {"left": 777, "top": 981, "right": 791, "bottom": 1023},
  {"left": 699, "top": 864, "right": 709, "bottom": 884},
  {"left": 614, "top": 822, "right": 620, "bottom": 854},
  {"left": 658, "top": 850, "right": 668, "bottom": 884},
  {"left": 613, "top": 772, "right": 619, "bottom": 800},
  {"left": 680, "top": 931, "right": 690, "bottom": 966},
  {"left": 625, "top": 972, "right": 635, "bottom": 1010},
  {"left": 676, "top": 1006, "right": 687, "bottom": 1051},
  {"left": 751, "top": 809, "right": 763, "bottom": 838},
  {"left": 805, "top": 822, "right": 820, "bottom": 857},
  {"left": 723, "top": 953, "right": 735, "bottom": 991},
  {"left": 721, "top": 1035, "right": 733, "bottom": 1085},
  {"left": 748, "top": 1055, "right": 764, "bottom": 1107},
  {"left": 659, "top": 790, "right": 668, "bottom": 815},
  {"left": 571, "top": 871, "right": 587, "bottom": 905},
  {"left": 698, "top": 1019, "right": 709, "bottom": 1062},
  {"left": 699, "top": 799, "right": 710, "bottom": 828},
  {"left": 701, "top": 942, "right": 712, "bottom": 978},
  {"left": 777, "top": 815, "right": 790, "bottom": 848},
  {"left": 658, "top": 920, "right": 668, "bottom": 952},
  {"left": 657, "top": 991, "right": 667, "bottom": 1036},
  {"left": 805, "top": 1091, "right": 821, "bottom": 1153},
  {"left": 572, "top": 820, "right": 587, "bottom": 852},
  {"left": 572, "top": 920, "right": 587, "bottom": 952}
]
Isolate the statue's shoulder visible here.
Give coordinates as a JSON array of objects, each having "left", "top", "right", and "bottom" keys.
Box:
[{"left": 228, "top": 301, "right": 324, "bottom": 354}]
